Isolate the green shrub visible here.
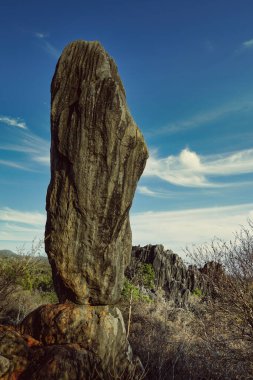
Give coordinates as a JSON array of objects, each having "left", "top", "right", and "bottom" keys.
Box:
[
  {"left": 122, "top": 279, "right": 153, "bottom": 302},
  {"left": 139, "top": 263, "right": 155, "bottom": 289},
  {"left": 0, "top": 242, "right": 57, "bottom": 323},
  {"left": 192, "top": 288, "right": 203, "bottom": 298}
]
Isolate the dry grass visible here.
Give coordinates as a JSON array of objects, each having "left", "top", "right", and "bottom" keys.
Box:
[{"left": 121, "top": 296, "right": 253, "bottom": 380}]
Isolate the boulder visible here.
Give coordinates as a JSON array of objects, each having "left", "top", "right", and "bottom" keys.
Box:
[
  {"left": 0, "top": 324, "right": 40, "bottom": 379},
  {"left": 45, "top": 40, "right": 148, "bottom": 305},
  {"left": 0, "top": 323, "right": 116, "bottom": 380},
  {"left": 20, "top": 344, "right": 105, "bottom": 380},
  {"left": 20, "top": 303, "right": 140, "bottom": 378}
]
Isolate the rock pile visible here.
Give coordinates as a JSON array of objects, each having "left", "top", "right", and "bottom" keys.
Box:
[{"left": 0, "top": 40, "right": 148, "bottom": 379}]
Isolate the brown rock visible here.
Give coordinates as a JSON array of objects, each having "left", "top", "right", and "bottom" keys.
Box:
[
  {"left": 0, "top": 324, "right": 40, "bottom": 379},
  {"left": 20, "top": 303, "right": 140, "bottom": 378},
  {"left": 45, "top": 40, "right": 148, "bottom": 305},
  {"left": 20, "top": 345, "right": 105, "bottom": 380}
]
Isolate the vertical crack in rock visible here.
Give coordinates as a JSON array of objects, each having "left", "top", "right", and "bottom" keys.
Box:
[{"left": 45, "top": 40, "right": 149, "bottom": 305}]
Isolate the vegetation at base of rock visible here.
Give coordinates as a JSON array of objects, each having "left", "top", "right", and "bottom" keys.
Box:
[
  {"left": 137, "top": 263, "right": 155, "bottom": 289},
  {"left": 120, "top": 222, "right": 253, "bottom": 379},
  {"left": 1, "top": 223, "right": 253, "bottom": 378},
  {"left": 129, "top": 244, "right": 209, "bottom": 307},
  {"left": 191, "top": 287, "right": 203, "bottom": 297},
  {"left": 122, "top": 263, "right": 155, "bottom": 302},
  {"left": 0, "top": 244, "right": 57, "bottom": 324},
  {"left": 121, "top": 279, "right": 153, "bottom": 302}
]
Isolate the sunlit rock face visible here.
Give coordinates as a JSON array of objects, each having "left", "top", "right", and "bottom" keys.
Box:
[
  {"left": 45, "top": 40, "right": 148, "bottom": 305},
  {"left": 20, "top": 303, "right": 137, "bottom": 378}
]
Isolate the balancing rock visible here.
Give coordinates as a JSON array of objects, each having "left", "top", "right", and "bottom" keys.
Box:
[{"left": 45, "top": 40, "right": 148, "bottom": 305}]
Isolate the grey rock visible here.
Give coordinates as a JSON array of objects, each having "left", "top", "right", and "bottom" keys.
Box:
[
  {"left": 45, "top": 40, "right": 148, "bottom": 305},
  {"left": 130, "top": 245, "right": 207, "bottom": 306}
]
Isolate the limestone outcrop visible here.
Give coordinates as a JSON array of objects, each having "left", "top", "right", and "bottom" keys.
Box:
[
  {"left": 129, "top": 245, "right": 207, "bottom": 306},
  {"left": 45, "top": 40, "right": 148, "bottom": 305}
]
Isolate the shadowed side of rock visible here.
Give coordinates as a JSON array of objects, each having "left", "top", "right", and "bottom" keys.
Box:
[{"left": 45, "top": 40, "right": 148, "bottom": 305}]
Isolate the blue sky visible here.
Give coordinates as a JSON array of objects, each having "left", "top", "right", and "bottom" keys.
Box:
[{"left": 1, "top": 0, "right": 253, "bottom": 255}]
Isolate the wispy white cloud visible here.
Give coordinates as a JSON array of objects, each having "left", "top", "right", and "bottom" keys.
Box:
[
  {"left": 154, "top": 100, "right": 253, "bottom": 135},
  {"left": 19, "top": 132, "right": 50, "bottom": 166},
  {"left": 242, "top": 38, "right": 253, "bottom": 49},
  {"left": 131, "top": 203, "right": 253, "bottom": 256},
  {"left": 0, "top": 208, "right": 46, "bottom": 225},
  {"left": 0, "top": 128, "right": 50, "bottom": 170},
  {"left": 35, "top": 32, "right": 60, "bottom": 59},
  {"left": 138, "top": 186, "right": 157, "bottom": 197},
  {"left": 4, "top": 223, "right": 43, "bottom": 233},
  {"left": 144, "top": 147, "right": 253, "bottom": 188},
  {"left": 0, "top": 204, "right": 252, "bottom": 258},
  {"left": 137, "top": 186, "right": 175, "bottom": 198},
  {"left": 35, "top": 32, "right": 48, "bottom": 39},
  {"left": 0, "top": 116, "right": 27, "bottom": 130},
  {"left": 0, "top": 208, "right": 46, "bottom": 248},
  {"left": 0, "top": 159, "right": 31, "bottom": 171},
  {"left": 33, "top": 155, "right": 50, "bottom": 165}
]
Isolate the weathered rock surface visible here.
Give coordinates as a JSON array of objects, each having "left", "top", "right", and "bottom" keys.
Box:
[
  {"left": 129, "top": 245, "right": 207, "bottom": 306},
  {"left": 0, "top": 321, "right": 134, "bottom": 380},
  {"left": 20, "top": 344, "right": 105, "bottom": 380},
  {"left": 0, "top": 41, "right": 147, "bottom": 379},
  {"left": 20, "top": 304, "right": 133, "bottom": 371},
  {"left": 0, "top": 324, "right": 41, "bottom": 379},
  {"left": 0, "top": 355, "right": 10, "bottom": 378},
  {"left": 0, "top": 304, "right": 141, "bottom": 379},
  {"left": 45, "top": 40, "right": 148, "bottom": 305}
]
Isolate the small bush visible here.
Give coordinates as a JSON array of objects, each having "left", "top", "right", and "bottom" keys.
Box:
[
  {"left": 192, "top": 287, "right": 203, "bottom": 298},
  {"left": 122, "top": 279, "right": 153, "bottom": 302},
  {"left": 0, "top": 240, "right": 57, "bottom": 324}
]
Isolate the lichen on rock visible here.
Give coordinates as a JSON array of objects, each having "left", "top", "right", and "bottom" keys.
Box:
[{"left": 45, "top": 40, "right": 148, "bottom": 305}]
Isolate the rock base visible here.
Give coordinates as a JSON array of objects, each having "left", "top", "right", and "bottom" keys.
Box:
[{"left": 0, "top": 304, "right": 143, "bottom": 379}]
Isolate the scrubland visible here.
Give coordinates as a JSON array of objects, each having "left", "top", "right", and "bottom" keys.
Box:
[{"left": 0, "top": 224, "right": 253, "bottom": 380}]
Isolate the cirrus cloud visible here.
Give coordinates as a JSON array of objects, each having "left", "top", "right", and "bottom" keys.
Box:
[{"left": 0, "top": 116, "right": 27, "bottom": 130}]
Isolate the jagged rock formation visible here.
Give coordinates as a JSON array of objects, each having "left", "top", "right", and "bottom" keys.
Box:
[
  {"left": 45, "top": 40, "right": 148, "bottom": 305},
  {"left": 129, "top": 245, "right": 207, "bottom": 306}
]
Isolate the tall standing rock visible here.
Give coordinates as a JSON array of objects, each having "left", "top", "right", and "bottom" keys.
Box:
[{"left": 45, "top": 40, "right": 148, "bottom": 305}]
